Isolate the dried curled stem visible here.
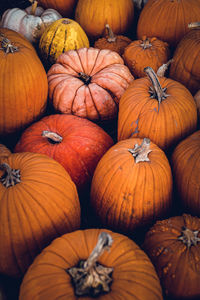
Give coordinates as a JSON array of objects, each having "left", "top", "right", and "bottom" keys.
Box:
[
  {"left": 0, "top": 33, "right": 19, "bottom": 54},
  {"left": 0, "top": 163, "right": 21, "bottom": 188},
  {"left": 42, "top": 131, "right": 63, "bottom": 144},
  {"left": 105, "top": 24, "right": 116, "bottom": 43},
  {"left": 128, "top": 138, "right": 152, "bottom": 163}
]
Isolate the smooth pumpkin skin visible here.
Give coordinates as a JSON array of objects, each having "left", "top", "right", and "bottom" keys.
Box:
[
  {"left": 14, "top": 114, "right": 114, "bottom": 191},
  {"left": 37, "top": 0, "right": 77, "bottom": 17},
  {"left": 90, "top": 138, "right": 173, "bottom": 233},
  {"left": 0, "top": 28, "right": 48, "bottom": 136},
  {"left": 75, "top": 0, "right": 134, "bottom": 40},
  {"left": 171, "top": 130, "right": 200, "bottom": 215},
  {"left": 0, "top": 152, "right": 80, "bottom": 278},
  {"left": 137, "top": 0, "right": 200, "bottom": 47},
  {"left": 117, "top": 76, "right": 197, "bottom": 151},
  {"left": 19, "top": 228, "right": 163, "bottom": 300},
  {"left": 143, "top": 214, "right": 200, "bottom": 299}
]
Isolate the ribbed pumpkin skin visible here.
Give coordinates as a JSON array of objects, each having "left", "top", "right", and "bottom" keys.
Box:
[
  {"left": 171, "top": 130, "right": 200, "bottom": 215},
  {"left": 123, "top": 36, "right": 170, "bottom": 78},
  {"left": 0, "top": 152, "right": 80, "bottom": 278},
  {"left": 118, "top": 76, "right": 197, "bottom": 151},
  {"left": 137, "top": 0, "right": 200, "bottom": 47},
  {"left": 75, "top": 0, "right": 134, "bottom": 40},
  {"left": 143, "top": 214, "right": 200, "bottom": 299},
  {"left": 19, "top": 228, "right": 163, "bottom": 300},
  {"left": 0, "top": 144, "right": 11, "bottom": 158},
  {"left": 37, "top": 0, "right": 77, "bottom": 17},
  {"left": 0, "top": 28, "right": 48, "bottom": 136},
  {"left": 47, "top": 47, "right": 134, "bottom": 121},
  {"left": 169, "top": 28, "right": 200, "bottom": 95},
  {"left": 39, "top": 18, "right": 89, "bottom": 66},
  {"left": 14, "top": 114, "right": 114, "bottom": 191},
  {"left": 90, "top": 138, "right": 173, "bottom": 233}
]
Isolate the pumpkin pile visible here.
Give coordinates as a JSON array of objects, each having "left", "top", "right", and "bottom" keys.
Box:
[{"left": 0, "top": 0, "right": 200, "bottom": 299}]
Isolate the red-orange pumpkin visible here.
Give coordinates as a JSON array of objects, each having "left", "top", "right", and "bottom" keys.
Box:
[
  {"left": 90, "top": 137, "right": 173, "bottom": 233},
  {"left": 37, "top": 0, "right": 77, "bottom": 17},
  {"left": 0, "top": 152, "right": 80, "bottom": 277},
  {"left": 19, "top": 229, "right": 163, "bottom": 300},
  {"left": 14, "top": 114, "right": 114, "bottom": 191},
  {"left": 143, "top": 214, "right": 200, "bottom": 299},
  {"left": 47, "top": 47, "right": 134, "bottom": 121}
]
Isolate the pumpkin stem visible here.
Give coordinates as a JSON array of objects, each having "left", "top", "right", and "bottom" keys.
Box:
[
  {"left": 62, "top": 19, "right": 71, "bottom": 25},
  {"left": 42, "top": 131, "right": 63, "bottom": 144},
  {"left": 78, "top": 72, "right": 91, "bottom": 85},
  {"left": 0, "top": 163, "right": 21, "bottom": 188},
  {"left": 0, "top": 33, "right": 18, "bottom": 54},
  {"left": 30, "top": 0, "right": 38, "bottom": 15},
  {"left": 157, "top": 59, "right": 174, "bottom": 77},
  {"left": 128, "top": 138, "right": 152, "bottom": 163},
  {"left": 144, "top": 66, "right": 169, "bottom": 112},
  {"left": 66, "top": 232, "right": 113, "bottom": 297},
  {"left": 178, "top": 227, "right": 200, "bottom": 248},
  {"left": 140, "top": 36, "right": 152, "bottom": 49},
  {"left": 105, "top": 24, "right": 116, "bottom": 43},
  {"left": 188, "top": 22, "right": 200, "bottom": 29}
]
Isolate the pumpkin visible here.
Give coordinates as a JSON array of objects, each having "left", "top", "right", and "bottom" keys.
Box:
[
  {"left": 94, "top": 24, "right": 132, "bottom": 56},
  {"left": 0, "top": 144, "right": 11, "bottom": 159},
  {"left": 123, "top": 36, "right": 170, "bottom": 78},
  {"left": 137, "top": 0, "right": 200, "bottom": 47},
  {"left": 14, "top": 114, "right": 114, "bottom": 191},
  {"left": 194, "top": 89, "right": 200, "bottom": 122},
  {"left": 90, "top": 138, "right": 173, "bottom": 233},
  {"left": 0, "top": 1, "right": 62, "bottom": 44},
  {"left": 143, "top": 214, "right": 200, "bottom": 299},
  {"left": 37, "top": 0, "right": 77, "bottom": 17},
  {"left": 0, "top": 28, "right": 48, "bottom": 136},
  {"left": 171, "top": 130, "right": 200, "bottom": 215},
  {"left": 118, "top": 67, "right": 197, "bottom": 151},
  {"left": 75, "top": 0, "right": 134, "bottom": 41},
  {"left": 169, "top": 22, "right": 200, "bottom": 95},
  {"left": 19, "top": 229, "right": 163, "bottom": 299},
  {"left": 0, "top": 151, "right": 80, "bottom": 277},
  {"left": 47, "top": 47, "right": 134, "bottom": 121},
  {"left": 39, "top": 17, "right": 89, "bottom": 67}
]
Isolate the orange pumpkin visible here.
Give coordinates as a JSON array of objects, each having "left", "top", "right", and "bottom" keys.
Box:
[
  {"left": 137, "top": 0, "right": 200, "bottom": 47},
  {"left": 0, "top": 152, "right": 80, "bottom": 277},
  {"left": 37, "top": 0, "right": 77, "bottom": 17},
  {"left": 0, "top": 28, "right": 48, "bottom": 136},
  {"left": 171, "top": 130, "right": 200, "bottom": 215},
  {"left": 47, "top": 47, "right": 134, "bottom": 121},
  {"left": 143, "top": 214, "right": 200, "bottom": 299},
  {"left": 90, "top": 138, "right": 173, "bottom": 233},
  {"left": 118, "top": 67, "right": 197, "bottom": 151},
  {"left": 194, "top": 89, "right": 200, "bottom": 122},
  {"left": 0, "top": 144, "right": 11, "bottom": 158},
  {"left": 19, "top": 229, "right": 163, "bottom": 299}
]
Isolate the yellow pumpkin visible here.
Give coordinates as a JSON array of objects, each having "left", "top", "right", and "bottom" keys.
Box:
[{"left": 39, "top": 18, "right": 89, "bottom": 67}]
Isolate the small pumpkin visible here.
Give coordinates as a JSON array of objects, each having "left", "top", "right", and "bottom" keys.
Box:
[
  {"left": 0, "top": 0, "right": 62, "bottom": 44},
  {"left": 90, "top": 138, "right": 173, "bottom": 233},
  {"left": 143, "top": 214, "right": 200, "bottom": 299},
  {"left": 0, "top": 151, "right": 80, "bottom": 277},
  {"left": 123, "top": 36, "right": 170, "bottom": 78},
  {"left": 39, "top": 17, "right": 89, "bottom": 67},
  {"left": 37, "top": 0, "right": 77, "bottom": 17},
  {"left": 94, "top": 24, "right": 132, "bottom": 56},
  {"left": 47, "top": 47, "right": 134, "bottom": 121},
  {"left": 19, "top": 229, "right": 163, "bottom": 300},
  {"left": 14, "top": 114, "right": 114, "bottom": 191},
  {"left": 118, "top": 67, "right": 197, "bottom": 151},
  {"left": 171, "top": 130, "right": 200, "bottom": 215}
]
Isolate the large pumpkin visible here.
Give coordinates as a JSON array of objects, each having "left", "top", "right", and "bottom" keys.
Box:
[
  {"left": 118, "top": 67, "right": 197, "bottom": 151},
  {"left": 37, "top": 0, "right": 77, "bottom": 17},
  {"left": 0, "top": 28, "right": 48, "bottom": 136},
  {"left": 0, "top": 152, "right": 80, "bottom": 277},
  {"left": 90, "top": 138, "right": 173, "bottom": 233},
  {"left": 171, "top": 130, "right": 200, "bottom": 215},
  {"left": 14, "top": 114, "right": 114, "bottom": 191},
  {"left": 143, "top": 214, "right": 200, "bottom": 299},
  {"left": 75, "top": 0, "right": 134, "bottom": 40},
  {"left": 19, "top": 229, "right": 163, "bottom": 300},
  {"left": 47, "top": 47, "right": 134, "bottom": 121}
]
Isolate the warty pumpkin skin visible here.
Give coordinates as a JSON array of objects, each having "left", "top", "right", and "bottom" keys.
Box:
[
  {"left": 137, "top": 0, "right": 200, "bottom": 47},
  {"left": 118, "top": 67, "right": 197, "bottom": 151},
  {"left": 19, "top": 229, "right": 163, "bottom": 300},
  {"left": 143, "top": 214, "right": 200, "bottom": 299},
  {"left": 0, "top": 152, "right": 80, "bottom": 278},
  {"left": 14, "top": 114, "right": 114, "bottom": 191},
  {"left": 37, "top": 0, "right": 77, "bottom": 17},
  {"left": 90, "top": 138, "right": 173, "bottom": 233},
  {"left": 47, "top": 47, "right": 134, "bottom": 121},
  {"left": 171, "top": 130, "right": 200, "bottom": 215},
  {"left": 75, "top": 0, "right": 134, "bottom": 40},
  {"left": 0, "top": 28, "right": 48, "bottom": 136},
  {"left": 39, "top": 18, "right": 89, "bottom": 67}
]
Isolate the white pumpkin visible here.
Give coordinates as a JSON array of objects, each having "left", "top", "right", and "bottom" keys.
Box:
[{"left": 0, "top": 1, "right": 62, "bottom": 43}]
